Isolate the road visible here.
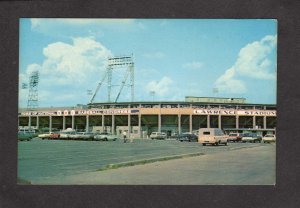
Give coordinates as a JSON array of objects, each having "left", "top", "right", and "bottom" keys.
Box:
[{"left": 18, "top": 139, "right": 275, "bottom": 185}]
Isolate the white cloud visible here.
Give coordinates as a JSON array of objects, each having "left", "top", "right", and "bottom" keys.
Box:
[
  {"left": 143, "top": 52, "right": 165, "bottom": 59},
  {"left": 19, "top": 37, "right": 112, "bottom": 106},
  {"left": 215, "top": 34, "right": 277, "bottom": 94},
  {"left": 40, "top": 36, "right": 112, "bottom": 84},
  {"left": 235, "top": 35, "right": 277, "bottom": 79},
  {"left": 182, "top": 62, "right": 203, "bottom": 70},
  {"left": 215, "top": 68, "right": 247, "bottom": 94},
  {"left": 145, "top": 76, "right": 173, "bottom": 97}
]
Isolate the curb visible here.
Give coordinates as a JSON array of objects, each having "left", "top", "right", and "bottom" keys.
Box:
[
  {"left": 229, "top": 144, "right": 264, "bottom": 151},
  {"left": 97, "top": 152, "right": 205, "bottom": 171}
]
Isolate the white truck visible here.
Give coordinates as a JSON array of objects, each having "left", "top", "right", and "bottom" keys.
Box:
[{"left": 198, "top": 128, "right": 228, "bottom": 146}]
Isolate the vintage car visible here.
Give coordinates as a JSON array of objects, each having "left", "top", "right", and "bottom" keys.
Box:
[
  {"left": 70, "top": 132, "right": 95, "bottom": 141},
  {"left": 262, "top": 134, "right": 276, "bottom": 143},
  {"left": 198, "top": 128, "right": 228, "bottom": 146},
  {"left": 49, "top": 132, "right": 60, "bottom": 140},
  {"left": 60, "top": 128, "right": 76, "bottom": 140},
  {"left": 227, "top": 133, "right": 243, "bottom": 142},
  {"left": 241, "top": 133, "right": 262, "bottom": 143},
  {"left": 94, "top": 132, "right": 119, "bottom": 141},
  {"left": 150, "top": 132, "right": 167, "bottom": 140},
  {"left": 176, "top": 132, "right": 198, "bottom": 142},
  {"left": 18, "top": 128, "right": 37, "bottom": 141},
  {"left": 38, "top": 132, "right": 54, "bottom": 139}
]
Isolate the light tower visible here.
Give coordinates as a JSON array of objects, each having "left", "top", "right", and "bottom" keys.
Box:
[
  {"left": 27, "top": 71, "right": 39, "bottom": 110},
  {"left": 150, "top": 91, "right": 155, "bottom": 101},
  {"left": 90, "top": 54, "right": 135, "bottom": 103}
]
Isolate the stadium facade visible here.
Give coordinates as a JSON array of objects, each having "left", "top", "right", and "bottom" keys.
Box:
[{"left": 18, "top": 97, "right": 276, "bottom": 138}]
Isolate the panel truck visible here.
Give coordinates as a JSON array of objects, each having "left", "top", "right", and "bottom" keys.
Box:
[{"left": 198, "top": 128, "right": 228, "bottom": 146}]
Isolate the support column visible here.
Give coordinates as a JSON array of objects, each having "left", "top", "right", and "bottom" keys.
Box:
[
  {"left": 253, "top": 116, "right": 256, "bottom": 129},
  {"left": 102, "top": 115, "right": 105, "bottom": 132},
  {"left": 63, "top": 116, "right": 66, "bottom": 130},
  {"left": 158, "top": 114, "right": 161, "bottom": 133},
  {"left": 207, "top": 115, "right": 210, "bottom": 128},
  {"left": 263, "top": 116, "right": 267, "bottom": 129},
  {"left": 189, "top": 114, "right": 192, "bottom": 133},
  {"left": 178, "top": 114, "right": 181, "bottom": 134},
  {"left": 138, "top": 114, "right": 141, "bottom": 138},
  {"left": 49, "top": 116, "right": 52, "bottom": 133},
  {"left": 128, "top": 114, "right": 131, "bottom": 138},
  {"left": 28, "top": 116, "right": 32, "bottom": 129},
  {"left": 218, "top": 115, "right": 222, "bottom": 129},
  {"left": 36, "top": 116, "right": 39, "bottom": 129},
  {"left": 86, "top": 115, "right": 89, "bottom": 133},
  {"left": 112, "top": 115, "right": 115, "bottom": 134},
  {"left": 71, "top": 115, "right": 74, "bottom": 130},
  {"left": 236, "top": 115, "right": 239, "bottom": 129}
]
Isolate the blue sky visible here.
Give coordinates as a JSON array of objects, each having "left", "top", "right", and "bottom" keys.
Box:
[{"left": 19, "top": 19, "right": 277, "bottom": 107}]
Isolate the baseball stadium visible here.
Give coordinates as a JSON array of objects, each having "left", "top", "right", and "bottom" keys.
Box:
[{"left": 18, "top": 56, "right": 276, "bottom": 138}]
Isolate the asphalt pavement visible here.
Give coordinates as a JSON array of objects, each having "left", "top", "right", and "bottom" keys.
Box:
[
  {"left": 18, "top": 139, "right": 275, "bottom": 185},
  {"left": 51, "top": 144, "right": 275, "bottom": 185}
]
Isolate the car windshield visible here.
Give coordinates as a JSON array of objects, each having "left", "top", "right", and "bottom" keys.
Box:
[
  {"left": 243, "top": 133, "right": 251, "bottom": 137},
  {"left": 229, "top": 133, "right": 237, "bottom": 136},
  {"left": 265, "top": 135, "right": 274, "bottom": 137}
]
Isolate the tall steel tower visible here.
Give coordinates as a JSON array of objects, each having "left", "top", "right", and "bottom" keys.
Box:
[
  {"left": 27, "top": 71, "right": 39, "bottom": 110},
  {"left": 90, "top": 54, "right": 134, "bottom": 103}
]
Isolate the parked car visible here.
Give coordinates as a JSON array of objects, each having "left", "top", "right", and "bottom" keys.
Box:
[
  {"left": 94, "top": 132, "right": 119, "bottom": 141},
  {"left": 198, "top": 128, "right": 228, "bottom": 146},
  {"left": 60, "top": 129, "right": 76, "bottom": 140},
  {"left": 49, "top": 132, "right": 60, "bottom": 140},
  {"left": 242, "top": 133, "right": 262, "bottom": 143},
  {"left": 76, "top": 132, "right": 95, "bottom": 141},
  {"left": 227, "top": 133, "right": 243, "bottom": 142},
  {"left": 177, "top": 132, "right": 198, "bottom": 142},
  {"left": 18, "top": 128, "right": 36, "bottom": 141},
  {"left": 150, "top": 132, "right": 167, "bottom": 140},
  {"left": 262, "top": 134, "right": 276, "bottom": 143},
  {"left": 38, "top": 132, "right": 53, "bottom": 140}
]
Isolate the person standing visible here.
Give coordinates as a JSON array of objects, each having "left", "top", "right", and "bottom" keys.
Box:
[{"left": 123, "top": 131, "right": 127, "bottom": 143}]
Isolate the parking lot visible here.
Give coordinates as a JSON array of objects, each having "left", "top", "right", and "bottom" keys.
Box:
[{"left": 18, "top": 138, "right": 275, "bottom": 184}]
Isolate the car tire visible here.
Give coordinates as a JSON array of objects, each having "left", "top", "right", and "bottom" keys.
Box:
[
  {"left": 202, "top": 143, "right": 206, "bottom": 146},
  {"left": 225, "top": 142, "right": 227, "bottom": 146}
]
